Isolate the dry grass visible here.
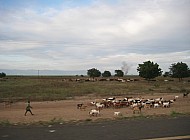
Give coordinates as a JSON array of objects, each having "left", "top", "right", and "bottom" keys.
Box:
[{"left": 0, "top": 76, "right": 189, "bottom": 102}]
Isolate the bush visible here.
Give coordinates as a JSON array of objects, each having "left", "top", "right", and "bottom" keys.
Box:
[{"left": 0, "top": 72, "right": 6, "bottom": 78}]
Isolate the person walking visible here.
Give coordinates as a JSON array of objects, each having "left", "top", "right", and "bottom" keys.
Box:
[{"left": 25, "top": 100, "right": 34, "bottom": 116}]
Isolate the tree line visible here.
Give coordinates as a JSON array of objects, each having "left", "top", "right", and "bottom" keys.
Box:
[
  {"left": 1, "top": 61, "right": 189, "bottom": 82},
  {"left": 87, "top": 61, "right": 190, "bottom": 81}
]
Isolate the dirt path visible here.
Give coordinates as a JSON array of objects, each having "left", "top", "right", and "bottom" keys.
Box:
[{"left": 0, "top": 93, "right": 190, "bottom": 124}]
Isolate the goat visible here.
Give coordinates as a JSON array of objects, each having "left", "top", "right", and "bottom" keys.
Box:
[
  {"left": 120, "top": 101, "right": 129, "bottom": 107},
  {"left": 155, "top": 97, "right": 163, "bottom": 102},
  {"left": 141, "top": 102, "right": 146, "bottom": 108},
  {"left": 114, "top": 111, "right": 122, "bottom": 116},
  {"left": 147, "top": 99, "right": 155, "bottom": 103},
  {"left": 95, "top": 103, "right": 104, "bottom": 111},
  {"left": 101, "top": 101, "right": 111, "bottom": 108},
  {"left": 77, "top": 103, "right": 83, "bottom": 109},
  {"left": 162, "top": 102, "right": 170, "bottom": 108},
  {"left": 128, "top": 98, "right": 134, "bottom": 103},
  {"left": 88, "top": 101, "right": 96, "bottom": 106},
  {"left": 131, "top": 103, "right": 138, "bottom": 108},
  {"left": 106, "top": 97, "right": 115, "bottom": 101},
  {"left": 144, "top": 102, "right": 151, "bottom": 109},
  {"left": 174, "top": 96, "right": 179, "bottom": 99},
  {"left": 183, "top": 92, "right": 189, "bottom": 98},
  {"left": 169, "top": 99, "right": 175, "bottom": 103},
  {"left": 154, "top": 103, "right": 160, "bottom": 108},
  {"left": 89, "top": 109, "right": 100, "bottom": 117},
  {"left": 133, "top": 106, "right": 142, "bottom": 114},
  {"left": 113, "top": 102, "right": 121, "bottom": 108}
]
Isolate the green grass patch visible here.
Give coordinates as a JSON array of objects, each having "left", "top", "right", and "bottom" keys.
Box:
[
  {"left": 170, "top": 111, "right": 185, "bottom": 117},
  {"left": 0, "top": 120, "right": 11, "bottom": 126},
  {"left": 85, "top": 119, "right": 92, "bottom": 122}
]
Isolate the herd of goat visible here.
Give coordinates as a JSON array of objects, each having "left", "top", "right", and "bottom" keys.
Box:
[{"left": 77, "top": 92, "right": 189, "bottom": 117}]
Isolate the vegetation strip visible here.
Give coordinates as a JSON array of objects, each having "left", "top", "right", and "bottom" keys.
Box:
[{"left": 143, "top": 135, "right": 190, "bottom": 140}]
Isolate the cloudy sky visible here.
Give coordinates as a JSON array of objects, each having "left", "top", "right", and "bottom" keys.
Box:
[{"left": 0, "top": 0, "right": 189, "bottom": 75}]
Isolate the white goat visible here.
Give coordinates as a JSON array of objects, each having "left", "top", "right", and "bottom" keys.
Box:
[
  {"left": 154, "top": 103, "right": 160, "bottom": 108},
  {"left": 89, "top": 109, "right": 100, "bottom": 117},
  {"left": 174, "top": 96, "right": 179, "bottom": 99},
  {"left": 90, "top": 101, "right": 96, "bottom": 106},
  {"left": 155, "top": 97, "right": 163, "bottom": 102},
  {"left": 114, "top": 111, "right": 122, "bottom": 116},
  {"left": 95, "top": 103, "right": 104, "bottom": 110},
  {"left": 163, "top": 102, "right": 170, "bottom": 108}
]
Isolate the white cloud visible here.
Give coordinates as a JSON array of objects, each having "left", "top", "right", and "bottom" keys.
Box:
[{"left": 0, "top": 0, "right": 189, "bottom": 74}]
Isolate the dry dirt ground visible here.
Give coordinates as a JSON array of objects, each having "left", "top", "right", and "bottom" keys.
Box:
[{"left": 0, "top": 93, "right": 190, "bottom": 124}]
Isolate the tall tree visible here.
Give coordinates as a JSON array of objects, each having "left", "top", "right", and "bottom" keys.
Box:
[
  {"left": 87, "top": 68, "right": 101, "bottom": 78},
  {"left": 114, "top": 70, "right": 124, "bottom": 77},
  {"left": 102, "top": 70, "right": 111, "bottom": 77},
  {"left": 169, "top": 62, "right": 189, "bottom": 81},
  {"left": 137, "top": 61, "right": 162, "bottom": 80}
]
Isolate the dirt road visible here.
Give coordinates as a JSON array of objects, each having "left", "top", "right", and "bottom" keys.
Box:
[{"left": 0, "top": 93, "right": 190, "bottom": 123}]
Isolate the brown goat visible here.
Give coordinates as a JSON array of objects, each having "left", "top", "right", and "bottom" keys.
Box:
[{"left": 133, "top": 106, "right": 142, "bottom": 114}]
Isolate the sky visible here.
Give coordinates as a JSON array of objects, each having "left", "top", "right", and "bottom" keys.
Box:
[{"left": 0, "top": 0, "right": 190, "bottom": 75}]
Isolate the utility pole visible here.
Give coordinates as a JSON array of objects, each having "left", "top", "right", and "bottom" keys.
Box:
[{"left": 38, "top": 70, "right": 39, "bottom": 78}]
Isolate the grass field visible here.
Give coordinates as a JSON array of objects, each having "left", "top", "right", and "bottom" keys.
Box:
[{"left": 0, "top": 76, "right": 190, "bottom": 102}]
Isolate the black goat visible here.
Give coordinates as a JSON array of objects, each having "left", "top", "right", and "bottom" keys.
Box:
[
  {"left": 77, "top": 103, "right": 83, "bottom": 109},
  {"left": 183, "top": 92, "right": 189, "bottom": 98}
]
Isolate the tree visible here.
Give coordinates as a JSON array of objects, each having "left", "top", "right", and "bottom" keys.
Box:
[
  {"left": 137, "top": 61, "right": 162, "bottom": 80},
  {"left": 163, "top": 72, "right": 171, "bottom": 77},
  {"left": 0, "top": 72, "right": 6, "bottom": 78},
  {"left": 114, "top": 70, "right": 124, "bottom": 77},
  {"left": 87, "top": 68, "right": 101, "bottom": 78},
  {"left": 102, "top": 70, "right": 111, "bottom": 77},
  {"left": 169, "top": 62, "right": 189, "bottom": 81}
]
